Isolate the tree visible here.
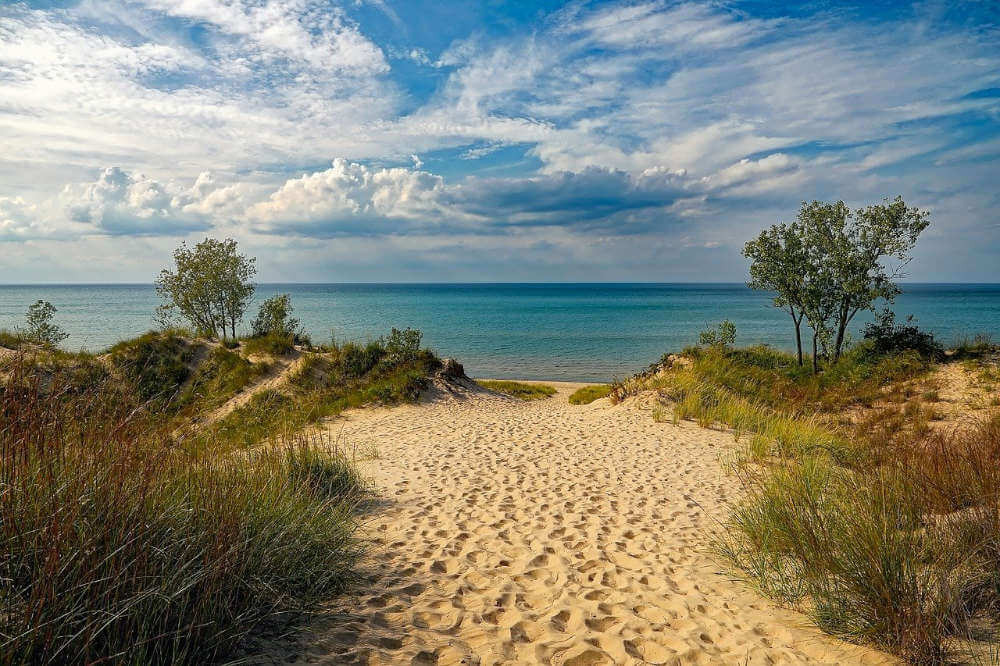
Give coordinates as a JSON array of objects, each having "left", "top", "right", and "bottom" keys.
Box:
[
  {"left": 24, "top": 299, "right": 68, "bottom": 347},
  {"left": 744, "top": 196, "right": 929, "bottom": 372},
  {"left": 155, "top": 238, "right": 256, "bottom": 340},
  {"left": 799, "top": 197, "right": 929, "bottom": 362},
  {"left": 743, "top": 223, "right": 809, "bottom": 365},
  {"left": 250, "top": 294, "right": 300, "bottom": 338}
]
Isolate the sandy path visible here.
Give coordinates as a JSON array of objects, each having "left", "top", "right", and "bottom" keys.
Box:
[{"left": 261, "top": 381, "right": 894, "bottom": 665}]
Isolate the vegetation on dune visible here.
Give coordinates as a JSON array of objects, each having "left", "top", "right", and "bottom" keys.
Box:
[
  {"left": 619, "top": 197, "right": 1000, "bottom": 663},
  {"left": 155, "top": 237, "right": 256, "bottom": 341},
  {"left": 0, "top": 239, "right": 449, "bottom": 664},
  {"left": 744, "top": 196, "right": 929, "bottom": 371},
  {"left": 193, "top": 328, "right": 440, "bottom": 454},
  {"left": 622, "top": 338, "right": 1000, "bottom": 662},
  {"left": 568, "top": 384, "right": 611, "bottom": 405},
  {"left": 0, "top": 356, "right": 366, "bottom": 665},
  {"left": 477, "top": 379, "right": 557, "bottom": 400}
]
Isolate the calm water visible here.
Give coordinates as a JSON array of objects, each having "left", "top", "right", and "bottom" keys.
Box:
[{"left": 0, "top": 284, "right": 997, "bottom": 382}]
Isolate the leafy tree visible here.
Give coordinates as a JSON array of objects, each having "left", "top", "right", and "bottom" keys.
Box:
[
  {"left": 155, "top": 238, "right": 256, "bottom": 340},
  {"left": 250, "top": 294, "right": 300, "bottom": 338},
  {"left": 382, "top": 328, "right": 423, "bottom": 365},
  {"left": 743, "top": 223, "right": 809, "bottom": 365},
  {"left": 745, "top": 197, "right": 929, "bottom": 371},
  {"left": 800, "top": 197, "right": 929, "bottom": 362},
  {"left": 24, "top": 299, "right": 68, "bottom": 347},
  {"left": 698, "top": 320, "right": 737, "bottom": 349}
]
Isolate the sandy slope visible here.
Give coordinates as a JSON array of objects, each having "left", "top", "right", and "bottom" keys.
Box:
[{"left": 254, "top": 380, "right": 894, "bottom": 665}]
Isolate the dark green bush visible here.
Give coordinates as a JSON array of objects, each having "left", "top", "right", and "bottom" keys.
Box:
[
  {"left": 861, "top": 310, "right": 944, "bottom": 361},
  {"left": 107, "top": 331, "right": 194, "bottom": 402}
]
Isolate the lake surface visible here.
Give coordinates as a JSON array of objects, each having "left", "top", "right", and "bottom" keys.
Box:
[{"left": 0, "top": 283, "right": 997, "bottom": 382}]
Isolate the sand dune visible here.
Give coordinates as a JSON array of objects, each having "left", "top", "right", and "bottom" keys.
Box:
[{"left": 254, "top": 380, "right": 895, "bottom": 665}]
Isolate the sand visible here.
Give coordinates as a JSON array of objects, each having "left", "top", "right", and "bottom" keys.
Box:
[{"left": 256, "top": 380, "right": 895, "bottom": 665}]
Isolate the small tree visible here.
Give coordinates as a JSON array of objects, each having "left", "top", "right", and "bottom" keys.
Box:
[
  {"left": 155, "top": 238, "right": 256, "bottom": 340},
  {"left": 24, "top": 300, "right": 68, "bottom": 347},
  {"left": 800, "top": 197, "right": 929, "bottom": 362},
  {"left": 698, "top": 320, "right": 737, "bottom": 349},
  {"left": 743, "top": 223, "right": 809, "bottom": 365},
  {"left": 250, "top": 294, "right": 300, "bottom": 338},
  {"left": 745, "top": 196, "right": 929, "bottom": 371}
]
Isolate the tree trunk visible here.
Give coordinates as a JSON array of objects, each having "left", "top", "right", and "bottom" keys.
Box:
[
  {"left": 793, "top": 317, "right": 803, "bottom": 366},
  {"left": 833, "top": 302, "right": 849, "bottom": 362},
  {"left": 811, "top": 332, "right": 819, "bottom": 375}
]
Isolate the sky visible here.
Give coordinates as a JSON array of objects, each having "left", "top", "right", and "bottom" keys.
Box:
[{"left": 0, "top": 0, "right": 998, "bottom": 283}]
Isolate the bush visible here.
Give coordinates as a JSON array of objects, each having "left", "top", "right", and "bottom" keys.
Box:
[
  {"left": 861, "top": 309, "right": 944, "bottom": 361},
  {"left": 339, "top": 341, "right": 385, "bottom": 378},
  {"left": 23, "top": 300, "right": 68, "bottom": 347},
  {"left": 107, "top": 330, "right": 194, "bottom": 403},
  {"left": 382, "top": 327, "right": 422, "bottom": 365},
  {"left": 250, "top": 294, "right": 301, "bottom": 339},
  {"left": 698, "top": 320, "right": 736, "bottom": 349}
]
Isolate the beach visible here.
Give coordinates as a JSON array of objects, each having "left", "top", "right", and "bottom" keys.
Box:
[{"left": 250, "top": 379, "right": 894, "bottom": 665}]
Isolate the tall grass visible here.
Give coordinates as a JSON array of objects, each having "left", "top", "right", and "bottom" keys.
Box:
[
  {"left": 0, "top": 356, "right": 365, "bottom": 665},
  {"left": 624, "top": 343, "right": 1000, "bottom": 662}
]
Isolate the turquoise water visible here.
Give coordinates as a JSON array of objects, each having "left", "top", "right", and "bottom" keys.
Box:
[{"left": 0, "top": 284, "right": 997, "bottom": 382}]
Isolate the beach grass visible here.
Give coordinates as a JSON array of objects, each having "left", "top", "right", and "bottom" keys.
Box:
[
  {"left": 476, "top": 379, "right": 557, "bottom": 400},
  {"left": 568, "top": 384, "right": 611, "bottom": 404},
  {"left": 0, "top": 356, "right": 366, "bottom": 665},
  {"left": 618, "top": 342, "right": 1000, "bottom": 662}
]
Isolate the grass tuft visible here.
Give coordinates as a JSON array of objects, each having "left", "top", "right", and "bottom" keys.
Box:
[
  {"left": 568, "top": 384, "right": 611, "bottom": 404},
  {"left": 476, "top": 379, "right": 557, "bottom": 400}
]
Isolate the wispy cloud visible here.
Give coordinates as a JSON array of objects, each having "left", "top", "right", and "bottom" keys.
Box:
[{"left": 0, "top": 0, "right": 997, "bottom": 280}]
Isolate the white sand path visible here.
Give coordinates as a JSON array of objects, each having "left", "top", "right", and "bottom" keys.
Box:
[{"left": 259, "top": 380, "right": 894, "bottom": 665}]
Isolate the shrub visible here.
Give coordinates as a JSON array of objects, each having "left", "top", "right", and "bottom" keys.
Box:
[
  {"left": 382, "top": 327, "right": 423, "bottom": 365},
  {"left": 339, "top": 341, "right": 385, "bottom": 378},
  {"left": 23, "top": 300, "right": 68, "bottom": 347},
  {"left": 698, "top": 320, "right": 737, "bottom": 349},
  {"left": 250, "top": 294, "right": 301, "bottom": 339},
  {"left": 568, "top": 384, "right": 611, "bottom": 404},
  {"left": 861, "top": 309, "right": 944, "bottom": 361},
  {"left": 107, "top": 330, "right": 194, "bottom": 403}
]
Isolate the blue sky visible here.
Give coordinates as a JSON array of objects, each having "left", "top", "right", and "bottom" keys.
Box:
[{"left": 0, "top": 0, "right": 997, "bottom": 282}]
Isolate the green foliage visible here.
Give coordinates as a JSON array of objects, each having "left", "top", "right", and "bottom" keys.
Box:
[
  {"left": 23, "top": 299, "right": 68, "bottom": 347},
  {"left": 568, "top": 384, "right": 612, "bottom": 405},
  {"left": 744, "top": 196, "right": 930, "bottom": 369},
  {"left": 861, "top": 309, "right": 944, "bottom": 361},
  {"left": 251, "top": 293, "right": 301, "bottom": 339},
  {"left": 0, "top": 357, "right": 363, "bottom": 665},
  {"left": 155, "top": 237, "right": 256, "bottom": 340},
  {"left": 177, "top": 346, "right": 268, "bottom": 412},
  {"left": 476, "top": 380, "right": 557, "bottom": 400},
  {"left": 0, "top": 328, "right": 32, "bottom": 350},
  {"left": 383, "top": 327, "right": 423, "bottom": 365},
  {"left": 698, "top": 320, "right": 737, "bottom": 348},
  {"left": 107, "top": 330, "right": 194, "bottom": 403},
  {"left": 243, "top": 331, "right": 296, "bottom": 356},
  {"left": 339, "top": 341, "right": 385, "bottom": 378}
]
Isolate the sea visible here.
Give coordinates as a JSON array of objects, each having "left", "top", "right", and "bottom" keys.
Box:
[{"left": 0, "top": 283, "right": 997, "bottom": 382}]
